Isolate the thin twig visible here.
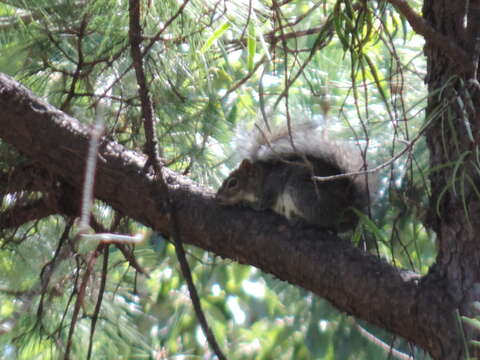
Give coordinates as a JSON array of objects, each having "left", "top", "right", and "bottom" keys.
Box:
[
  {"left": 87, "top": 245, "right": 109, "bottom": 360},
  {"left": 314, "top": 121, "right": 428, "bottom": 182},
  {"left": 128, "top": 2, "right": 226, "bottom": 359},
  {"left": 79, "top": 108, "right": 104, "bottom": 232},
  {"left": 272, "top": 14, "right": 334, "bottom": 110},
  {"left": 65, "top": 247, "right": 101, "bottom": 360},
  {"left": 351, "top": 318, "right": 414, "bottom": 360},
  {"left": 37, "top": 220, "right": 74, "bottom": 322},
  {"left": 116, "top": 243, "right": 149, "bottom": 276}
]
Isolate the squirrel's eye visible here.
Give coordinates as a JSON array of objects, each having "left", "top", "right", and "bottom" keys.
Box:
[{"left": 227, "top": 178, "right": 238, "bottom": 189}]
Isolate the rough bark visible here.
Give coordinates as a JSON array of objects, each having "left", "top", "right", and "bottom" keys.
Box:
[
  {"left": 422, "top": 0, "right": 480, "bottom": 358},
  {"left": 0, "top": 72, "right": 466, "bottom": 359}
]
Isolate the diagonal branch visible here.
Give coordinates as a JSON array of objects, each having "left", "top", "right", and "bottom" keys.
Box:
[
  {"left": 0, "top": 72, "right": 457, "bottom": 358},
  {"left": 128, "top": 3, "right": 226, "bottom": 358},
  {"left": 0, "top": 198, "right": 58, "bottom": 229},
  {"left": 383, "top": 0, "right": 472, "bottom": 72}
]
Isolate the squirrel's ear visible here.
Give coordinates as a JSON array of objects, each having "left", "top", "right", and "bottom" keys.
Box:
[{"left": 239, "top": 159, "right": 253, "bottom": 171}]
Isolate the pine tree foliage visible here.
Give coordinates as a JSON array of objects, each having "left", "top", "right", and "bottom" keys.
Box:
[{"left": 0, "top": 0, "right": 448, "bottom": 358}]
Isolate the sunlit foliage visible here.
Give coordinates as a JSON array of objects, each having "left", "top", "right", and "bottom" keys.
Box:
[{"left": 0, "top": 0, "right": 432, "bottom": 358}]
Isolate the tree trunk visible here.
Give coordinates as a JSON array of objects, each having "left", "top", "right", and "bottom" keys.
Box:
[
  {"left": 423, "top": 0, "right": 480, "bottom": 358},
  {"left": 1, "top": 1, "right": 480, "bottom": 357}
]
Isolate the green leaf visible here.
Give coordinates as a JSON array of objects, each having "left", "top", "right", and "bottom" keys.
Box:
[
  {"left": 247, "top": 23, "right": 256, "bottom": 71},
  {"left": 462, "top": 316, "right": 480, "bottom": 331},
  {"left": 200, "top": 21, "right": 231, "bottom": 53}
]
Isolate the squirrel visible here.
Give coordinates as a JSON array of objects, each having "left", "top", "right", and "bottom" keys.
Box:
[{"left": 216, "top": 122, "right": 371, "bottom": 232}]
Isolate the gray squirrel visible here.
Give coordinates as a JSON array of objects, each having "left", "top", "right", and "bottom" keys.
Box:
[{"left": 216, "top": 122, "right": 371, "bottom": 232}]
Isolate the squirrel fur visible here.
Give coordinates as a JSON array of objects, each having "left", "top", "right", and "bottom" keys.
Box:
[{"left": 216, "top": 122, "right": 371, "bottom": 232}]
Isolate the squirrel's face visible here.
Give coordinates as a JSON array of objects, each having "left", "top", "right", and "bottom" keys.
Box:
[{"left": 216, "top": 160, "right": 259, "bottom": 206}]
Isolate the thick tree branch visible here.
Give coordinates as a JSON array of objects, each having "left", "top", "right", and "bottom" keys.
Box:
[
  {"left": 384, "top": 0, "right": 473, "bottom": 73},
  {"left": 0, "top": 73, "right": 457, "bottom": 358},
  {"left": 0, "top": 164, "right": 56, "bottom": 195},
  {"left": 0, "top": 198, "right": 57, "bottom": 228}
]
